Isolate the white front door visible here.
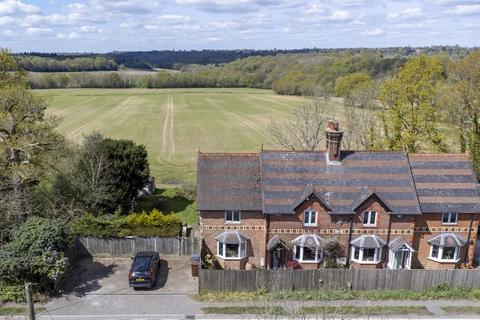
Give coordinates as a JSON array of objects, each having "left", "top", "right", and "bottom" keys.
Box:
[{"left": 389, "top": 246, "right": 412, "bottom": 269}]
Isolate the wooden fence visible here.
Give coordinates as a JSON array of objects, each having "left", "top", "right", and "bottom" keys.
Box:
[
  {"left": 75, "top": 236, "right": 201, "bottom": 257},
  {"left": 199, "top": 269, "right": 480, "bottom": 292}
]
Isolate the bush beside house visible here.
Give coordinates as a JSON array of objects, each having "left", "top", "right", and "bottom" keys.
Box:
[{"left": 72, "top": 209, "right": 182, "bottom": 238}]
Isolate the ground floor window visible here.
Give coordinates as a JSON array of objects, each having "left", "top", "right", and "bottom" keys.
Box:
[
  {"left": 294, "top": 245, "right": 322, "bottom": 262},
  {"left": 217, "top": 241, "right": 246, "bottom": 259},
  {"left": 351, "top": 246, "right": 381, "bottom": 263},
  {"left": 429, "top": 244, "right": 459, "bottom": 262}
]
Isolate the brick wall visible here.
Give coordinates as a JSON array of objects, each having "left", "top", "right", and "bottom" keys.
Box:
[{"left": 200, "top": 210, "right": 266, "bottom": 269}]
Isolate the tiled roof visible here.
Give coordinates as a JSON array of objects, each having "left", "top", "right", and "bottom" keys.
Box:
[
  {"left": 351, "top": 235, "right": 386, "bottom": 248},
  {"left": 260, "top": 151, "right": 421, "bottom": 215},
  {"left": 291, "top": 234, "right": 324, "bottom": 249},
  {"left": 409, "top": 154, "right": 480, "bottom": 213},
  {"left": 428, "top": 233, "right": 467, "bottom": 247},
  {"left": 196, "top": 153, "right": 262, "bottom": 211},
  {"left": 388, "top": 237, "right": 415, "bottom": 252},
  {"left": 196, "top": 150, "right": 480, "bottom": 215},
  {"left": 215, "top": 230, "right": 249, "bottom": 244}
]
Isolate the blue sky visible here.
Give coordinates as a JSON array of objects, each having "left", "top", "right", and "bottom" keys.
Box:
[{"left": 0, "top": 0, "right": 479, "bottom": 52}]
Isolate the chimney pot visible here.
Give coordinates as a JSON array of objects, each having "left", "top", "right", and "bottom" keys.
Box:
[{"left": 325, "top": 120, "right": 343, "bottom": 162}]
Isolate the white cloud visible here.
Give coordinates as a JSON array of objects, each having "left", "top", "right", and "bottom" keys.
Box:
[
  {"left": 68, "top": 31, "right": 79, "bottom": 39},
  {"left": 324, "top": 10, "right": 351, "bottom": 22},
  {"left": 451, "top": 4, "right": 480, "bottom": 15},
  {"left": 0, "top": 0, "right": 40, "bottom": 15},
  {"left": 387, "top": 7, "right": 422, "bottom": 20},
  {"left": 79, "top": 25, "right": 100, "bottom": 33},
  {"left": 305, "top": 3, "right": 324, "bottom": 14},
  {"left": 158, "top": 15, "right": 191, "bottom": 24},
  {"left": 0, "top": 15, "right": 16, "bottom": 25},
  {"left": 0, "top": 29, "right": 16, "bottom": 37},
  {"left": 362, "top": 27, "right": 384, "bottom": 36},
  {"left": 25, "top": 27, "right": 52, "bottom": 35},
  {"left": 90, "top": 0, "right": 160, "bottom": 14},
  {"left": 175, "top": 0, "right": 303, "bottom": 12}
]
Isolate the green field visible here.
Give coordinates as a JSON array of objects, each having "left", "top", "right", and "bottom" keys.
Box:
[{"left": 42, "top": 88, "right": 346, "bottom": 185}]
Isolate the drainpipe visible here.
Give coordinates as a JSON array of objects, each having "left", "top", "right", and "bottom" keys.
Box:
[
  {"left": 264, "top": 214, "right": 270, "bottom": 269},
  {"left": 384, "top": 213, "right": 393, "bottom": 268},
  {"left": 346, "top": 215, "right": 354, "bottom": 268},
  {"left": 464, "top": 213, "right": 475, "bottom": 265}
]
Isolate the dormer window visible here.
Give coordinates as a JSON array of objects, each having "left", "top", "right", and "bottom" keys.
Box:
[
  {"left": 225, "top": 210, "right": 241, "bottom": 224},
  {"left": 442, "top": 213, "right": 458, "bottom": 225},
  {"left": 363, "top": 211, "right": 376, "bottom": 227},
  {"left": 303, "top": 210, "right": 317, "bottom": 227}
]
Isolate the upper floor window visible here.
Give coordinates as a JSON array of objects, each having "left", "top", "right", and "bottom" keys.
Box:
[
  {"left": 442, "top": 213, "right": 458, "bottom": 225},
  {"left": 225, "top": 210, "right": 241, "bottom": 224},
  {"left": 363, "top": 210, "right": 376, "bottom": 226},
  {"left": 303, "top": 210, "right": 317, "bottom": 227}
]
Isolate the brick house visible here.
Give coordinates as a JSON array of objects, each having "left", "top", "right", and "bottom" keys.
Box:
[{"left": 197, "top": 121, "right": 480, "bottom": 270}]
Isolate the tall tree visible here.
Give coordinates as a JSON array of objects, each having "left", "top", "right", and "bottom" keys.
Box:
[
  {"left": 269, "top": 97, "right": 330, "bottom": 151},
  {"left": 439, "top": 50, "right": 480, "bottom": 176},
  {"left": 0, "top": 50, "right": 64, "bottom": 242},
  {"left": 377, "top": 55, "right": 446, "bottom": 152}
]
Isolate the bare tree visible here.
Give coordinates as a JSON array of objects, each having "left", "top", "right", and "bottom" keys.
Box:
[{"left": 269, "top": 98, "right": 331, "bottom": 151}]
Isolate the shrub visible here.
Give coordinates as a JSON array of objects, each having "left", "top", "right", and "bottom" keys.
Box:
[
  {"left": 0, "top": 217, "right": 68, "bottom": 291},
  {"left": 71, "top": 213, "right": 124, "bottom": 237},
  {"left": 72, "top": 209, "right": 182, "bottom": 238},
  {"left": 0, "top": 283, "right": 25, "bottom": 303}
]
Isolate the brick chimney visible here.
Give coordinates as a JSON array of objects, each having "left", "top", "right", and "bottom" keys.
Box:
[{"left": 325, "top": 120, "right": 343, "bottom": 162}]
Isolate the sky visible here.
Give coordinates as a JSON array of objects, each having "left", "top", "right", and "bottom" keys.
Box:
[{"left": 0, "top": 0, "right": 479, "bottom": 52}]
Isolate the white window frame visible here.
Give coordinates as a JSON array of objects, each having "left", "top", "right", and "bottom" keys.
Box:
[
  {"left": 362, "top": 210, "right": 377, "bottom": 227},
  {"left": 428, "top": 244, "right": 460, "bottom": 263},
  {"left": 225, "top": 210, "right": 241, "bottom": 224},
  {"left": 387, "top": 246, "right": 412, "bottom": 270},
  {"left": 216, "top": 241, "right": 246, "bottom": 260},
  {"left": 293, "top": 245, "right": 322, "bottom": 263},
  {"left": 303, "top": 210, "right": 317, "bottom": 227},
  {"left": 442, "top": 213, "right": 458, "bottom": 225},
  {"left": 351, "top": 246, "right": 382, "bottom": 264}
]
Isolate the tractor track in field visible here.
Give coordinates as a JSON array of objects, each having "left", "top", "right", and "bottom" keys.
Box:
[
  {"left": 205, "top": 98, "right": 272, "bottom": 140},
  {"left": 162, "top": 96, "right": 175, "bottom": 161},
  {"left": 67, "top": 97, "right": 134, "bottom": 140}
]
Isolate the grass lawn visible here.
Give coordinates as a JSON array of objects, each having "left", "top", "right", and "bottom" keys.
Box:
[
  {"left": 0, "top": 306, "right": 46, "bottom": 315},
  {"left": 196, "top": 287, "right": 480, "bottom": 302},
  {"left": 201, "top": 306, "right": 286, "bottom": 315},
  {"left": 301, "top": 305, "right": 430, "bottom": 316},
  {"left": 442, "top": 306, "right": 480, "bottom": 315},
  {"left": 135, "top": 188, "right": 197, "bottom": 225},
  {"left": 42, "top": 88, "right": 341, "bottom": 185}
]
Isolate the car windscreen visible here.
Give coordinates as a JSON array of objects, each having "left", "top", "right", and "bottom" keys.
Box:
[{"left": 133, "top": 256, "right": 151, "bottom": 271}]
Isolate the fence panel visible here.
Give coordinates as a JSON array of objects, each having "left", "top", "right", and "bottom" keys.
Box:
[
  {"left": 198, "top": 269, "right": 480, "bottom": 292},
  {"left": 74, "top": 236, "right": 199, "bottom": 256}
]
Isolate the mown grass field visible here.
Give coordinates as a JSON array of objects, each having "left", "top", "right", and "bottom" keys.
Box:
[{"left": 42, "top": 88, "right": 347, "bottom": 185}]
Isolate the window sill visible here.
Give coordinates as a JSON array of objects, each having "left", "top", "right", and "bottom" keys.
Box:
[
  {"left": 362, "top": 224, "right": 377, "bottom": 228},
  {"left": 224, "top": 221, "right": 241, "bottom": 225},
  {"left": 294, "top": 259, "right": 321, "bottom": 264},
  {"left": 303, "top": 224, "right": 318, "bottom": 227},
  {"left": 441, "top": 223, "right": 458, "bottom": 226},
  {"left": 427, "top": 257, "right": 460, "bottom": 263},
  {"left": 351, "top": 259, "right": 381, "bottom": 265},
  {"left": 217, "top": 255, "right": 247, "bottom": 260}
]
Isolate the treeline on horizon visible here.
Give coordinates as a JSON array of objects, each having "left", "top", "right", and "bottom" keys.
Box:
[
  {"left": 20, "top": 46, "right": 478, "bottom": 96},
  {"left": 17, "top": 45, "right": 473, "bottom": 69}
]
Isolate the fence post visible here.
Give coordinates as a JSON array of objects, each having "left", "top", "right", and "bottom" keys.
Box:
[{"left": 25, "top": 282, "right": 35, "bottom": 320}]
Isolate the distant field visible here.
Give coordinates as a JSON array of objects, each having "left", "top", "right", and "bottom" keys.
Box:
[{"left": 41, "top": 88, "right": 347, "bottom": 185}]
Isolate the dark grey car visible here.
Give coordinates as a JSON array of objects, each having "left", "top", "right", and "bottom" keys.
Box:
[{"left": 128, "top": 251, "right": 160, "bottom": 289}]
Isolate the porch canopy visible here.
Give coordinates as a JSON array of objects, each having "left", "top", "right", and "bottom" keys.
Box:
[
  {"left": 215, "top": 230, "right": 249, "bottom": 244},
  {"left": 388, "top": 237, "right": 414, "bottom": 252},
  {"left": 291, "top": 234, "right": 324, "bottom": 250},
  {"left": 351, "top": 235, "right": 386, "bottom": 248},
  {"left": 428, "top": 233, "right": 466, "bottom": 247},
  {"left": 267, "top": 235, "right": 289, "bottom": 251}
]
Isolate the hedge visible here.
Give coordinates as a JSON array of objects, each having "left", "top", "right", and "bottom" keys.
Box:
[{"left": 72, "top": 209, "right": 182, "bottom": 238}]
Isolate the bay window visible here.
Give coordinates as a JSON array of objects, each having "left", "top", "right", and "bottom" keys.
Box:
[
  {"left": 350, "top": 235, "right": 386, "bottom": 264},
  {"left": 428, "top": 233, "right": 466, "bottom": 263},
  {"left": 292, "top": 234, "right": 323, "bottom": 263},
  {"left": 215, "top": 230, "right": 248, "bottom": 260}
]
